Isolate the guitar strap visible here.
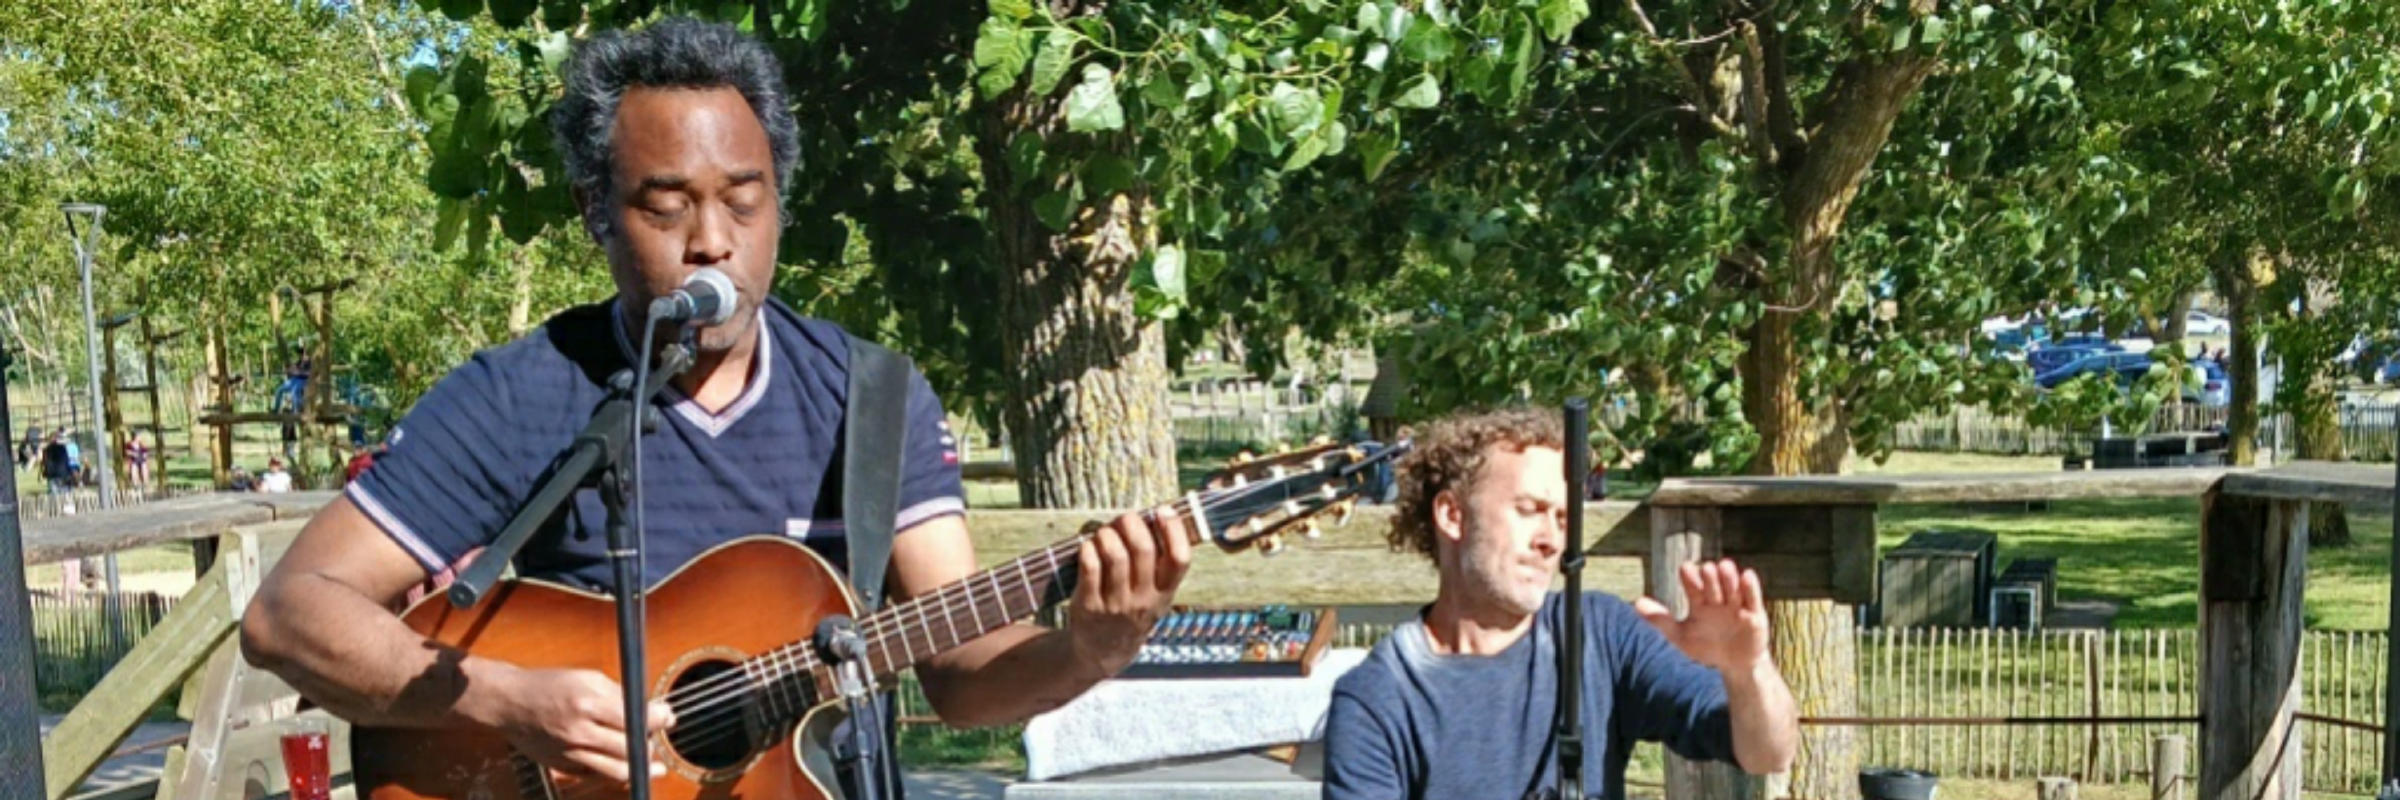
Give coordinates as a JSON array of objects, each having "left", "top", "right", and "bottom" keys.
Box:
[
  {"left": 842, "top": 336, "right": 910, "bottom": 613},
  {"left": 840, "top": 335, "right": 910, "bottom": 800}
]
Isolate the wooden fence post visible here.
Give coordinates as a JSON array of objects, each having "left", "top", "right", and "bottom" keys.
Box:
[
  {"left": 2154, "top": 733, "right": 2187, "bottom": 800},
  {"left": 1650, "top": 505, "right": 1768, "bottom": 800},
  {"left": 2197, "top": 491, "right": 2306, "bottom": 800}
]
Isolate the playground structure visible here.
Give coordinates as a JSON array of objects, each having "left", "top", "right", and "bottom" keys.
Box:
[{"left": 193, "top": 279, "right": 359, "bottom": 490}]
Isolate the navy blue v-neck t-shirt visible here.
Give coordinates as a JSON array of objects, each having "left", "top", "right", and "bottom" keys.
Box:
[{"left": 348, "top": 297, "right": 965, "bottom": 592}]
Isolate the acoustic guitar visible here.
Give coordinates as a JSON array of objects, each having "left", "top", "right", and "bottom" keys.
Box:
[{"left": 349, "top": 441, "right": 1405, "bottom": 800}]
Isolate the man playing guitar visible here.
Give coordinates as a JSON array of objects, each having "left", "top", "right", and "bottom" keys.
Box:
[{"left": 239, "top": 17, "right": 1190, "bottom": 797}]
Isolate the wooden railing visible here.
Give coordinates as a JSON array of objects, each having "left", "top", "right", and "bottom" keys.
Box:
[{"left": 31, "top": 463, "right": 2395, "bottom": 800}]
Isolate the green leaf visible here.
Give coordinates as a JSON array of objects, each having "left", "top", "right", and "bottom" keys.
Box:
[
  {"left": 1364, "top": 42, "right": 1391, "bottom": 71},
  {"left": 1268, "top": 82, "right": 1323, "bottom": 139},
  {"left": 403, "top": 67, "right": 441, "bottom": 117},
  {"left": 451, "top": 55, "right": 489, "bottom": 104},
  {"left": 974, "top": 17, "right": 1031, "bottom": 98},
  {"left": 1200, "top": 27, "right": 1229, "bottom": 56},
  {"left": 1084, "top": 154, "right": 1138, "bottom": 196},
  {"left": 1920, "top": 15, "right": 1948, "bottom": 45},
  {"left": 1185, "top": 70, "right": 1214, "bottom": 100},
  {"left": 1035, "top": 189, "right": 1078, "bottom": 231},
  {"left": 1007, "top": 135, "right": 1047, "bottom": 192},
  {"left": 1029, "top": 31, "right": 1078, "bottom": 96},
  {"left": 1392, "top": 73, "right": 1442, "bottom": 109},
  {"left": 1536, "top": 0, "right": 1587, "bottom": 42},
  {"left": 1383, "top": 6, "right": 1413, "bottom": 43},
  {"left": 1400, "top": 21, "right": 1454, "bottom": 64},
  {"left": 989, "top": 0, "right": 1034, "bottom": 20},
  {"left": 1359, "top": 130, "right": 1400, "bottom": 179},
  {"left": 1283, "top": 128, "right": 1330, "bottom": 171},
  {"left": 1065, "top": 64, "right": 1126, "bottom": 132},
  {"left": 1357, "top": 3, "right": 1382, "bottom": 37},
  {"left": 439, "top": 0, "right": 482, "bottom": 23},
  {"left": 466, "top": 203, "right": 494, "bottom": 258},
  {"left": 1508, "top": 16, "right": 1537, "bottom": 103},
  {"left": 1150, "top": 244, "right": 1187, "bottom": 301},
  {"left": 1142, "top": 72, "right": 1182, "bottom": 110},
  {"left": 498, "top": 172, "right": 544, "bottom": 244},
  {"left": 433, "top": 198, "right": 468, "bottom": 252},
  {"left": 1324, "top": 120, "right": 1349, "bottom": 155},
  {"left": 534, "top": 31, "right": 573, "bottom": 74},
  {"left": 1189, "top": 249, "right": 1228, "bottom": 284},
  {"left": 488, "top": 0, "right": 537, "bottom": 27},
  {"left": 427, "top": 147, "right": 485, "bottom": 199}
]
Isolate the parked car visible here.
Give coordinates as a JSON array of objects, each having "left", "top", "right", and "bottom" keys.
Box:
[
  {"left": 2034, "top": 352, "right": 2152, "bottom": 389},
  {"left": 2184, "top": 310, "right": 2232, "bottom": 336},
  {"left": 2026, "top": 344, "right": 2113, "bottom": 373}
]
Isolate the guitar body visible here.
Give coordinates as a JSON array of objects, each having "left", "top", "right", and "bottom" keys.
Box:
[{"left": 351, "top": 536, "right": 864, "bottom": 800}]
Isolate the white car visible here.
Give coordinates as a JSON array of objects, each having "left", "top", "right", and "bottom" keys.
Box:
[{"left": 2184, "top": 310, "right": 2231, "bottom": 336}]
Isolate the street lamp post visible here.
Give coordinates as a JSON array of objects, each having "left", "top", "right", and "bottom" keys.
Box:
[{"left": 61, "top": 203, "right": 123, "bottom": 649}]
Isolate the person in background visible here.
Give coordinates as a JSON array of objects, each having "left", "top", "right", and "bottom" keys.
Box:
[
  {"left": 258, "top": 458, "right": 294, "bottom": 493},
  {"left": 125, "top": 432, "right": 153, "bottom": 493},
  {"left": 227, "top": 465, "right": 260, "bottom": 493}
]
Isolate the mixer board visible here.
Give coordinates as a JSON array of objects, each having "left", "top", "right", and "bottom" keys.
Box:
[{"left": 1120, "top": 605, "right": 1337, "bottom": 679}]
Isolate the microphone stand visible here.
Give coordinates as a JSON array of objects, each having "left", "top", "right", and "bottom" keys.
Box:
[
  {"left": 1555, "top": 398, "right": 1592, "bottom": 800},
  {"left": 448, "top": 329, "right": 696, "bottom": 800}
]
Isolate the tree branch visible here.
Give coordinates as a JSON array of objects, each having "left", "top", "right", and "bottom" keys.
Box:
[
  {"left": 1735, "top": 20, "right": 1779, "bottom": 169},
  {"left": 1751, "top": 18, "right": 1806, "bottom": 165},
  {"left": 1625, "top": 0, "right": 1736, "bottom": 139}
]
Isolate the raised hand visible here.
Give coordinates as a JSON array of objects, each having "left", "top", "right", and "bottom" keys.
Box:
[{"left": 1631, "top": 559, "right": 1772, "bottom": 673}]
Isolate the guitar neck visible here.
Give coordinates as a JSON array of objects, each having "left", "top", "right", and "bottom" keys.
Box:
[{"left": 747, "top": 497, "right": 1208, "bottom": 706}]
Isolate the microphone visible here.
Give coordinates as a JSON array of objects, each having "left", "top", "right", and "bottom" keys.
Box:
[{"left": 647, "top": 267, "right": 739, "bottom": 327}]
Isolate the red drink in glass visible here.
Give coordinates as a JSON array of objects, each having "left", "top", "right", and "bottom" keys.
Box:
[{"left": 279, "top": 719, "right": 333, "bottom": 800}]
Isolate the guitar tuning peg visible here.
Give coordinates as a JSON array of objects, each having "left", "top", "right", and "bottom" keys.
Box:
[
  {"left": 1301, "top": 520, "right": 1322, "bottom": 540},
  {"left": 1311, "top": 435, "right": 1334, "bottom": 447},
  {"left": 1268, "top": 465, "right": 1287, "bottom": 479},
  {"left": 1232, "top": 473, "right": 1250, "bottom": 487},
  {"left": 1333, "top": 499, "right": 1357, "bottom": 527},
  {"left": 1233, "top": 450, "right": 1255, "bottom": 465},
  {"left": 1258, "top": 535, "right": 1287, "bottom": 557},
  {"left": 1283, "top": 500, "right": 1304, "bottom": 517}
]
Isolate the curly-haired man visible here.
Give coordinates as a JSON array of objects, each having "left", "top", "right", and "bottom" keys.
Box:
[{"left": 1324, "top": 407, "right": 1798, "bottom": 800}]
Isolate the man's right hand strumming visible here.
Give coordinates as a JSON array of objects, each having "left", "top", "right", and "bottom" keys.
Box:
[{"left": 484, "top": 665, "right": 678, "bottom": 786}]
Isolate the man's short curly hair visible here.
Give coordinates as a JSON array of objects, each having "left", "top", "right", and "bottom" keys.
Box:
[{"left": 1388, "top": 407, "right": 1571, "bottom": 563}]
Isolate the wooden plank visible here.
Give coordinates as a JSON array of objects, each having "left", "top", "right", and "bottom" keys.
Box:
[
  {"left": 970, "top": 502, "right": 1654, "bottom": 558},
  {"left": 2220, "top": 461, "right": 2394, "bottom": 506},
  {"left": 2197, "top": 493, "right": 2306, "bottom": 800},
  {"left": 165, "top": 641, "right": 246, "bottom": 800},
  {"left": 22, "top": 492, "right": 335, "bottom": 565},
  {"left": 1829, "top": 506, "right": 1877, "bottom": 607},
  {"left": 43, "top": 562, "right": 238, "bottom": 800},
  {"left": 1650, "top": 468, "right": 2231, "bottom": 507}
]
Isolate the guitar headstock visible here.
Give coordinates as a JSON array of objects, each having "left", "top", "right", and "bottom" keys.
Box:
[{"left": 1187, "top": 438, "right": 1411, "bottom": 556}]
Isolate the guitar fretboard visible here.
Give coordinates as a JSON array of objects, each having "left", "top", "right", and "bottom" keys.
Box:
[{"left": 740, "top": 500, "right": 1206, "bottom": 719}]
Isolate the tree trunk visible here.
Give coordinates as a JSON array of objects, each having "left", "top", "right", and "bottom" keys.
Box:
[
  {"left": 2290, "top": 341, "right": 2353, "bottom": 547},
  {"left": 2211, "top": 248, "right": 2262, "bottom": 466},
  {"left": 1727, "top": 51, "right": 1932, "bottom": 800},
  {"left": 976, "top": 95, "right": 1178, "bottom": 510}
]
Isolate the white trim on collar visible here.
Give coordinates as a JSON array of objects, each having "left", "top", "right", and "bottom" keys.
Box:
[{"left": 611, "top": 298, "right": 773, "bottom": 439}]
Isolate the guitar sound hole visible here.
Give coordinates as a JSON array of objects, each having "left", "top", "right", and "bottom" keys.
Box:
[{"left": 664, "top": 660, "right": 759, "bottom": 771}]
